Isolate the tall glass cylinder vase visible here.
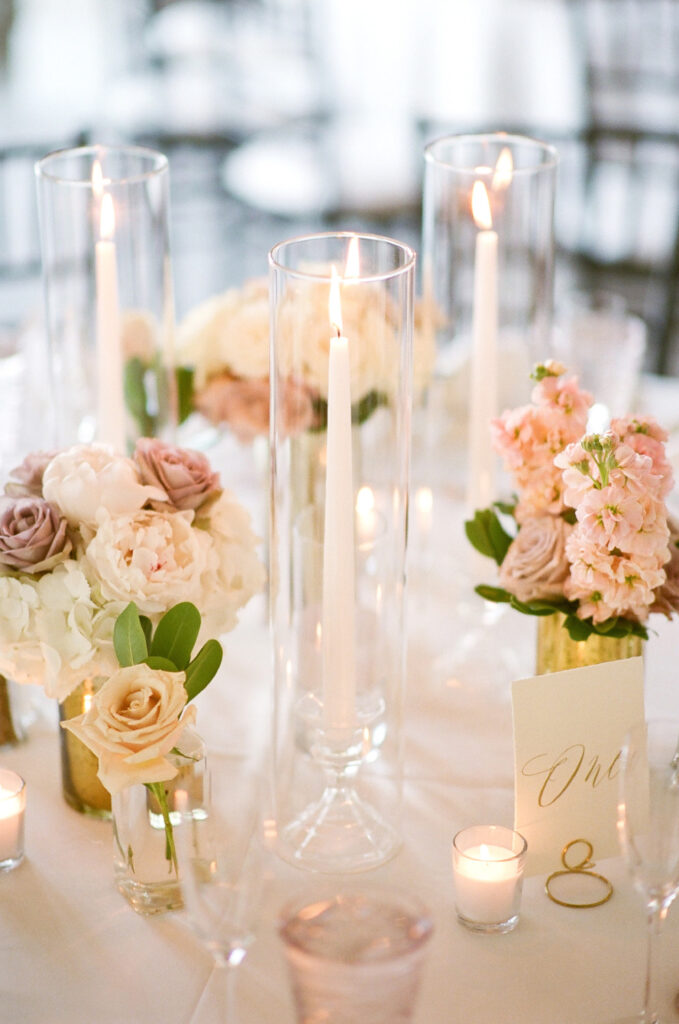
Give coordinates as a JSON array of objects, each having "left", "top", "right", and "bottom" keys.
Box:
[
  {"left": 269, "top": 232, "right": 415, "bottom": 873},
  {"left": 420, "top": 133, "right": 558, "bottom": 506},
  {"left": 35, "top": 145, "right": 177, "bottom": 451}
]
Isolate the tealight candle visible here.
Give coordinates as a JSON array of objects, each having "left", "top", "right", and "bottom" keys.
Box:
[
  {"left": 0, "top": 769, "right": 26, "bottom": 871},
  {"left": 452, "top": 825, "right": 527, "bottom": 933}
]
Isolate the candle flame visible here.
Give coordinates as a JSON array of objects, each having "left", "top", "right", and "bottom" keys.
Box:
[
  {"left": 100, "top": 192, "right": 115, "bottom": 240},
  {"left": 480, "top": 843, "right": 490, "bottom": 859},
  {"left": 345, "top": 235, "right": 360, "bottom": 278},
  {"left": 329, "top": 265, "right": 343, "bottom": 335},
  {"left": 471, "top": 181, "right": 493, "bottom": 230},
  {"left": 492, "top": 146, "right": 514, "bottom": 191},
  {"left": 356, "top": 485, "right": 375, "bottom": 516},
  {"left": 415, "top": 486, "right": 433, "bottom": 516}
]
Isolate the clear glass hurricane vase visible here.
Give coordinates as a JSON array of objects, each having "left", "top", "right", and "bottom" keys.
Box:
[
  {"left": 268, "top": 231, "right": 415, "bottom": 873},
  {"left": 35, "top": 144, "right": 177, "bottom": 451},
  {"left": 613, "top": 719, "right": 679, "bottom": 1024},
  {"left": 112, "top": 726, "right": 207, "bottom": 916}
]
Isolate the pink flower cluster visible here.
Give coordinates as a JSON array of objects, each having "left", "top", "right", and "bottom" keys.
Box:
[
  {"left": 554, "top": 418, "right": 672, "bottom": 623},
  {"left": 488, "top": 363, "right": 676, "bottom": 626},
  {"left": 491, "top": 361, "right": 592, "bottom": 522}
]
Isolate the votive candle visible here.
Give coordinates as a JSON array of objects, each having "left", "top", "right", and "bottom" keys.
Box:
[
  {"left": 0, "top": 769, "right": 26, "bottom": 870},
  {"left": 452, "top": 825, "right": 527, "bottom": 933}
]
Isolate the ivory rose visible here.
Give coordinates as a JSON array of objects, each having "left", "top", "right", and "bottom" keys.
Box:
[
  {"left": 61, "top": 664, "right": 195, "bottom": 793},
  {"left": 85, "top": 508, "right": 212, "bottom": 614},
  {"left": 134, "top": 439, "right": 221, "bottom": 512},
  {"left": 0, "top": 497, "right": 71, "bottom": 573},
  {"left": 498, "top": 515, "right": 571, "bottom": 603},
  {"left": 43, "top": 444, "right": 166, "bottom": 528}
]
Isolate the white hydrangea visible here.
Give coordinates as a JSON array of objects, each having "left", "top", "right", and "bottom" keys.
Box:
[{"left": 177, "top": 275, "right": 436, "bottom": 403}]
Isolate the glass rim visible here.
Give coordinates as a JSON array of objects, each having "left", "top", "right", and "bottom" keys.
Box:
[
  {"left": 268, "top": 230, "right": 417, "bottom": 284},
  {"left": 277, "top": 883, "right": 434, "bottom": 961},
  {"left": 453, "top": 825, "right": 528, "bottom": 861},
  {"left": 34, "top": 144, "right": 169, "bottom": 187},
  {"left": 0, "top": 768, "right": 25, "bottom": 800},
  {"left": 424, "top": 132, "right": 559, "bottom": 176}
]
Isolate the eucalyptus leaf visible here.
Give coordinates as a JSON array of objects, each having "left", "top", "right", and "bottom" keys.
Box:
[
  {"left": 140, "top": 616, "right": 153, "bottom": 649},
  {"left": 114, "top": 603, "right": 148, "bottom": 667},
  {"left": 151, "top": 603, "right": 201, "bottom": 669},
  {"left": 475, "top": 584, "right": 513, "bottom": 604},
  {"left": 176, "top": 366, "right": 195, "bottom": 425},
  {"left": 144, "top": 655, "right": 179, "bottom": 672},
  {"left": 184, "top": 640, "right": 223, "bottom": 703},
  {"left": 465, "top": 509, "right": 514, "bottom": 565}
]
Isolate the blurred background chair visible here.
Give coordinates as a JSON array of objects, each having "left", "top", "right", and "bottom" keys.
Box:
[{"left": 0, "top": 0, "right": 679, "bottom": 377}]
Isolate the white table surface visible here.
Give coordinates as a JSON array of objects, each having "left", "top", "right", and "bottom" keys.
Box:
[{"left": 3, "top": 377, "right": 679, "bottom": 1024}]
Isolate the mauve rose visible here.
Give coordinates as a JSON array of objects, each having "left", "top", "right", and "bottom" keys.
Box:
[
  {"left": 196, "top": 372, "right": 315, "bottom": 441},
  {"left": 499, "top": 515, "right": 572, "bottom": 604},
  {"left": 651, "top": 516, "right": 679, "bottom": 618},
  {"left": 134, "top": 439, "right": 220, "bottom": 512},
  {"left": 5, "top": 451, "right": 58, "bottom": 498},
  {"left": 0, "top": 496, "right": 71, "bottom": 573}
]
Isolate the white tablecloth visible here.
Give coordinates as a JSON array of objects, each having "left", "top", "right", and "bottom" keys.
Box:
[
  {"left": 4, "top": 375, "right": 679, "bottom": 1024},
  {"left": 2, "top": 578, "right": 679, "bottom": 1024}
]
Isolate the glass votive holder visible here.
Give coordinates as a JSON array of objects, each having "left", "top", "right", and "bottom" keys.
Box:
[
  {"left": 452, "top": 825, "right": 527, "bottom": 934},
  {"left": 0, "top": 769, "right": 26, "bottom": 871},
  {"left": 278, "top": 886, "right": 434, "bottom": 1024}
]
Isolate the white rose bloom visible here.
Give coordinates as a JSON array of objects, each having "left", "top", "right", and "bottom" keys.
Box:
[
  {"left": 177, "top": 280, "right": 270, "bottom": 389},
  {"left": 61, "top": 664, "right": 194, "bottom": 793},
  {"left": 43, "top": 444, "right": 166, "bottom": 528},
  {"left": 199, "top": 492, "right": 266, "bottom": 636},
  {"left": 85, "top": 508, "right": 212, "bottom": 614}
]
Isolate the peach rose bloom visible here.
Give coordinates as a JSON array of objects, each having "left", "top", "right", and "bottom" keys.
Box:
[{"left": 499, "top": 515, "right": 571, "bottom": 603}]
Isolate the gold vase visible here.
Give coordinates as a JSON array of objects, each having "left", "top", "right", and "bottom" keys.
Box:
[
  {"left": 0, "top": 675, "right": 24, "bottom": 748},
  {"left": 536, "top": 613, "right": 643, "bottom": 675},
  {"left": 59, "top": 679, "right": 111, "bottom": 818}
]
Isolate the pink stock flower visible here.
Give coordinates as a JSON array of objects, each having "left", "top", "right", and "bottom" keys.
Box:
[{"left": 611, "top": 416, "right": 674, "bottom": 498}]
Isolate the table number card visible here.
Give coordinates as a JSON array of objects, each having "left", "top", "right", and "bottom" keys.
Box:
[{"left": 512, "top": 657, "right": 644, "bottom": 876}]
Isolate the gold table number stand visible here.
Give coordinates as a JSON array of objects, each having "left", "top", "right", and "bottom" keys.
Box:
[{"left": 545, "top": 839, "right": 614, "bottom": 909}]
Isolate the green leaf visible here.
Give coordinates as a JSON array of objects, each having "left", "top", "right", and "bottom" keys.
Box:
[
  {"left": 465, "top": 509, "right": 514, "bottom": 565},
  {"left": 509, "top": 596, "right": 559, "bottom": 617},
  {"left": 139, "top": 616, "right": 153, "bottom": 649},
  {"left": 176, "top": 366, "right": 195, "bottom": 425},
  {"left": 493, "top": 498, "right": 517, "bottom": 516},
  {"left": 475, "top": 584, "right": 513, "bottom": 604},
  {"left": 144, "top": 655, "right": 179, "bottom": 672},
  {"left": 352, "top": 390, "right": 388, "bottom": 426},
  {"left": 563, "top": 614, "right": 592, "bottom": 642},
  {"left": 124, "top": 357, "right": 156, "bottom": 438},
  {"left": 113, "top": 603, "right": 148, "bottom": 667},
  {"left": 184, "top": 640, "right": 223, "bottom": 703},
  {"left": 150, "top": 602, "right": 201, "bottom": 669}
]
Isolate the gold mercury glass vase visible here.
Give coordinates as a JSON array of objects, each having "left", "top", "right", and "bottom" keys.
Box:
[
  {"left": 59, "top": 679, "right": 111, "bottom": 817},
  {"left": 536, "top": 612, "right": 643, "bottom": 675}
]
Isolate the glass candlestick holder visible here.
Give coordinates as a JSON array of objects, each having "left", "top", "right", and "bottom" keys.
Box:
[
  {"left": 268, "top": 231, "right": 415, "bottom": 873},
  {"left": 35, "top": 144, "right": 177, "bottom": 451},
  {"left": 420, "top": 132, "right": 558, "bottom": 507}
]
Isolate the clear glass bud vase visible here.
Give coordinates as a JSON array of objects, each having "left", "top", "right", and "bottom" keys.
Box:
[{"left": 112, "top": 726, "right": 207, "bottom": 915}]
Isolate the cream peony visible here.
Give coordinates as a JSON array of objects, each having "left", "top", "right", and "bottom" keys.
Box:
[
  {"left": 85, "top": 508, "right": 212, "bottom": 614},
  {"left": 61, "top": 664, "right": 195, "bottom": 793},
  {"left": 199, "top": 492, "right": 267, "bottom": 637},
  {"left": 43, "top": 444, "right": 166, "bottom": 529},
  {"left": 499, "top": 515, "right": 572, "bottom": 604}
]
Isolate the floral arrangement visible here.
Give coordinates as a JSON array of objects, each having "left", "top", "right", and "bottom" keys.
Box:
[
  {"left": 0, "top": 439, "right": 264, "bottom": 700},
  {"left": 175, "top": 277, "right": 437, "bottom": 440},
  {"left": 63, "top": 600, "right": 221, "bottom": 873},
  {"left": 466, "top": 361, "right": 677, "bottom": 641}
]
